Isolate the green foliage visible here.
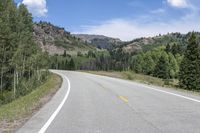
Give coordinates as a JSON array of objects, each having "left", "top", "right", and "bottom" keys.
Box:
[
  {"left": 132, "top": 54, "right": 144, "bottom": 73},
  {"left": 131, "top": 46, "right": 180, "bottom": 80},
  {"left": 123, "top": 32, "right": 187, "bottom": 53},
  {"left": 165, "top": 43, "right": 171, "bottom": 53},
  {"left": 0, "top": 74, "right": 61, "bottom": 127},
  {"left": 153, "top": 52, "right": 170, "bottom": 79},
  {"left": 87, "top": 50, "right": 96, "bottom": 58},
  {"left": 87, "top": 71, "right": 178, "bottom": 88},
  {"left": 49, "top": 31, "right": 199, "bottom": 92},
  {"left": 142, "top": 53, "right": 155, "bottom": 75},
  {"left": 179, "top": 33, "right": 200, "bottom": 90},
  {"left": 63, "top": 50, "right": 67, "bottom": 57},
  {"left": 168, "top": 53, "right": 179, "bottom": 78},
  {"left": 77, "top": 51, "right": 83, "bottom": 57},
  {"left": 0, "top": 1, "right": 49, "bottom": 105},
  {"left": 68, "top": 59, "right": 75, "bottom": 70}
]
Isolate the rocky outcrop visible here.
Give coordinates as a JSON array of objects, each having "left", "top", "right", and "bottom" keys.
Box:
[
  {"left": 73, "top": 34, "right": 122, "bottom": 50},
  {"left": 33, "top": 22, "right": 94, "bottom": 55}
]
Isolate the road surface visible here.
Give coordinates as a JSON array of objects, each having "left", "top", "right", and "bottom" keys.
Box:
[{"left": 17, "top": 70, "right": 200, "bottom": 133}]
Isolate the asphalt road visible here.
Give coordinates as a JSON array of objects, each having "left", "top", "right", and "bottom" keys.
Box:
[{"left": 17, "top": 70, "right": 200, "bottom": 133}]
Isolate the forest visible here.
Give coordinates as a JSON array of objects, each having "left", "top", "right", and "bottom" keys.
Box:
[{"left": 0, "top": 0, "right": 49, "bottom": 105}]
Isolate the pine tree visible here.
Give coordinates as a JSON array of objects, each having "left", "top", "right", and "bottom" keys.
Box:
[
  {"left": 179, "top": 33, "right": 200, "bottom": 90},
  {"left": 153, "top": 52, "right": 170, "bottom": 79},
  {"left": 69, "top": 58, "right": 75, "bottom": 70},
  {"left": 171, "top": 43, "right": 181, "bottom": 55},
  {"left": 63, "top": 50, "right": 67, "bottom": 57},
  {"left": 165, "top": 43, "right": 171, "bottom": 53},
  {"left": 142, "top": 54, "right": 155, "bottom": 75},
  {"left": 133, "top": 54, "right": 144, "bottom": 73}
]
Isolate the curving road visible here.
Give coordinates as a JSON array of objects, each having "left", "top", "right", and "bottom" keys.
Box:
[{"left": 17, "top": 70, "right": 200, "bottom": 133}]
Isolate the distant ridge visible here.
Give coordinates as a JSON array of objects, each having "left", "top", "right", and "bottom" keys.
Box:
[
  {"left": 33, "top": 22, "right": 96, "bottom": 55},
  {"left": 73, "top": 34, "right": 123, "bottom": 50}
]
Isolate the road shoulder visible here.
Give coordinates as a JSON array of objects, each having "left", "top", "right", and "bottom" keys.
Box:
[{"left": 16, "top": 70, "right": 68, "bottom": 133}]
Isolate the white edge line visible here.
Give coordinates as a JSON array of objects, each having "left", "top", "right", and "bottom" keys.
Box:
[
  {"left": 38, "top": 74, "right": 71, "bottom": 133},
  {"left": 89, "top": 73, "right": 200, "bottom": 103},
  {"left": 141, "top": 84, "right": 200, "bottom": 103}
]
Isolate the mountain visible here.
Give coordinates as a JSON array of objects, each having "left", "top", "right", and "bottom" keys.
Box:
[
  {"left": 73, "top": 34, "right": 123, "bottom": 50},
  {"left": 120, "top": 32, "right": 200, "bottom": 53},
  {"left": 33, "top": 22, "right": 96, "bottom": 55},
  {"left": 33, "top": 22, "right": 200, "bottom": 55}
]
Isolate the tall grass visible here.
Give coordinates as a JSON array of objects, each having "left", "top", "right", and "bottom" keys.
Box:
[{"left": 0, "top": 73, "right": 61, "bottom": 131}]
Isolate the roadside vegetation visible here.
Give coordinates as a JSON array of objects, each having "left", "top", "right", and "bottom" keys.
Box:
[
  {"left": 0, "top": 73, "right": 62, "bottom": 132},
  {"left": 84, "top": 71, "right": 178, "bottom": 88},
  {"left": 0, "top": 1, "right": 61, "bottom": 131},
  {"left": 0, "top": 0, "right": 49, "bottom": 106}
]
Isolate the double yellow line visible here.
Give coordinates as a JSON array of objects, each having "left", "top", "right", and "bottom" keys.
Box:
[{"left": 118, "top": 96, "right": 128, "bottom": 103}]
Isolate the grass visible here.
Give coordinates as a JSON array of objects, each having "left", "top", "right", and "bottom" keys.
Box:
[
  {"left": 121, "top": 71, "right": 179, "bottom": 87},
  {"left": 84, "top": 71, "right": 200, "bottom": 94},
  {"left": 0, "top": 73, "right": 62, "bottom": 132},
  {"left": 84, "top": 71, "right": 179, "bottom": 87}
]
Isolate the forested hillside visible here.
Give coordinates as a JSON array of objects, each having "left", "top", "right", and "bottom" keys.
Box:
[
  {"left": 33, "top": 22, "right": 96, "bottom": 55},
  {"left": 120, "top": 32, "right": 200, "bottom": 53},
  {"left": 73, "top": 34, "right": 122, "bottom": 50},
  {"left": 51, "top": 32, "right": 200, "bottom": 90},
  {"left": 0, "top": 0, "right": 49, "bottom": 105}
]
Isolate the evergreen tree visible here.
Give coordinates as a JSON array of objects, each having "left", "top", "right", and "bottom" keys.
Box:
[
  {"left": 153, "top": 52, "right": 170, "bottom": 79},
  {"left": 165, "top": 43, "right": 171, "bottom": 53},
  {"left": 142, "top": 54, "right": 155, "bottom": 75},
  {"left": 175, "top": 54, "right": 183, "bottom": 66},
  {"left": 69, "top": 58, "right": 75, "bottom": 70},
  {"left": 133, "top": 54, "right": 144, "bottom": 73},
  {"left": 179, "top": 33, "right": 200, "bottom": 90},
  {"left": 63, "top": 50, "right": 67, "bottom": 57}
]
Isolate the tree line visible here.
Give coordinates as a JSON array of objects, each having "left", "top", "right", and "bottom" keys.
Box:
[
  {"left": 0, "top": 0, "right": 49, "bottom": 105},
  {"left": 51, "top": 33, "right": 200, "bottom": 90},
  {"left": 128, "top": 33, "right": 200, "bottom": 90}
]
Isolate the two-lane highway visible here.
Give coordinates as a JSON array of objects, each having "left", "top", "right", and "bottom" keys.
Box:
[{"left": 18, "top": 70, "right": 200, "bottom": 133}]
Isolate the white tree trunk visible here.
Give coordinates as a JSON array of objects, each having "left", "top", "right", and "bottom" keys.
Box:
[
  {"left": 1, "top": 44, "right": 5, "bottom": 95},
  {"left": 16, "top": 70, "right": 19, "bottom": 85},
  {"left": 22, "top": 56, "right": 25, "bottom": 75},
  {"left": 29, "top": 67, "right": 31, "bottom": 80},
  {"left": 13, "top": 70, "right": 16, "bottom": 99},
  {"left": 37, "top": 67, "right": 39, "bottom": 81},
  {"left": 0, "top": 67, "right": 3, "bottom": 95}
]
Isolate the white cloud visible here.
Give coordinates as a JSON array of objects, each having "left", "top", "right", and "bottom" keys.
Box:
[
  {"left": 22, "top": 0, "right": 47, "bottom": 17},
  {"left": 166, "top": 0, "right": 189, "bottom": 8},
  {"left": 75, "top": 17, "right": 200, "bottom": 41},
  {"left": 74, "top": 0, "right": 200, "bottom": 41}
]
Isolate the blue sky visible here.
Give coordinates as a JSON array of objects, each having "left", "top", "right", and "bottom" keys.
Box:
[{"left": 15, "top": 0, "right": 200, "bottom": 41}]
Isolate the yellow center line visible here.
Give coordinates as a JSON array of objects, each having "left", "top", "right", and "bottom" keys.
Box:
[{"left": 118, "top": 96, "right": 129, "bottom": 103}]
